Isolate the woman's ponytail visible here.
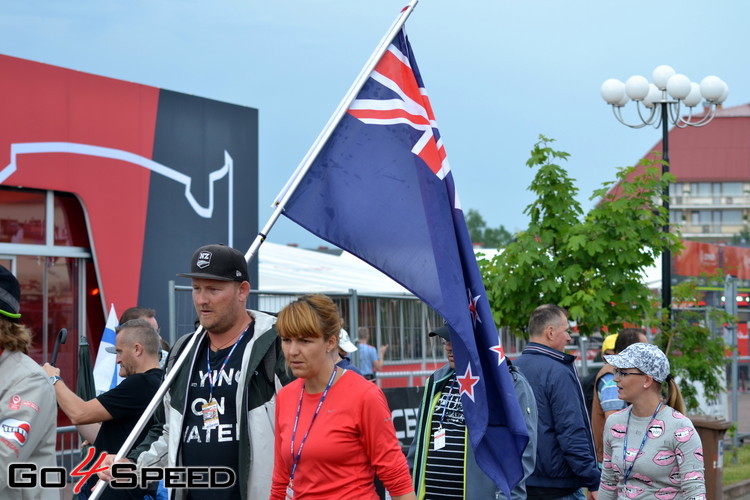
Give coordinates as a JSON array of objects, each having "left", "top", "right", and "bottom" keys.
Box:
[{"left": 664, "top": 374, "right": 686, "bottom": 414}]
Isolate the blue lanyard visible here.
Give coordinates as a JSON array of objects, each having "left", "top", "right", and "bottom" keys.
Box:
[
  {"left": 205, "top": 327, "right": 248, "bottom": 401},
  {"left": 622, "top": 402, "right": 662, "bottom": 485},
  {"left": 289, "top": 367, "right": 338, "bottom": 483}
]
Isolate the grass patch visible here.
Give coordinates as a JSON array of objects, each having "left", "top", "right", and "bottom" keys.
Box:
[{"left": 724, "top": 442, "right": 750, "bottom": 486}]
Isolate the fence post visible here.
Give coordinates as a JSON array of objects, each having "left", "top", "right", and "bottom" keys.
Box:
[
  {"left": 725, "top": 274, "right": 740, "bottom": 449},
  {"left": 578, "top": 334, "right": 588, "bottom": 377},
  {"left": 168, "top": 279, "right": 176, "bottom": 345},
  {"left": 421, "top": 302, "right": 427, "bottom": 373},
  {"left": 349, "top": 288, "right": 360, "bottom": 370}
]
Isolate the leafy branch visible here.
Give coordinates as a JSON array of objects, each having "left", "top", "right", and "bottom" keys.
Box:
[
  {"left": 655, "top": 279, "right": 731, "bottom": 412},
  {"left": 481, "top": 135, "right": 681, "bottom": 336}
]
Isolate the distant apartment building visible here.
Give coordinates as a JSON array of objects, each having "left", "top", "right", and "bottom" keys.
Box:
[
  {"left": 660, "top": 103, "right": 750, "bottom": 242},
  {"left": 618, "top": 104, "right": 750, "bottom": 359}
]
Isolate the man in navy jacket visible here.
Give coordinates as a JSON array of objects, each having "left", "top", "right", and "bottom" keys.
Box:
[{"left": 514, "top": 305, "right": 600, "bottom": 500}]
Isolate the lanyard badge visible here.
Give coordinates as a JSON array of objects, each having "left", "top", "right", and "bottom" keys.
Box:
[
  {"left": 285, "top": 480, "right": 294, "bottom": 499},
  {"left": 433, "top": 427, "right": 446, "bottom": 450},
  {"left": 202, "top": 398, "right": 220, "bottom": 429}
]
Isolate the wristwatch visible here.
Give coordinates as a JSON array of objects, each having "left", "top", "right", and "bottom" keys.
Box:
[{"left": 49, "top": 375, "right": 62, "bottom": 385}]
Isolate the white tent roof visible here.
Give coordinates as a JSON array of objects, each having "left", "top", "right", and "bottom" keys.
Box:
[
  {"left": 258, "top": 242, "right": 663, "bottom": 295},
  {"left": 258, "top": 241, "right": 411, "bottom": 294}
]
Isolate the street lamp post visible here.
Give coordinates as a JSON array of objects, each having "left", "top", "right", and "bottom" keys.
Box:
[{"left": 600, "top": 65, "right": 728, "bottom": 314}]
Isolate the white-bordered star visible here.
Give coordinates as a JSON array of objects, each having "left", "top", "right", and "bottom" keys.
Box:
[
  {"left": 457, "top": 363, "right": 480, "bottom": 402},
  {"left": 489, "top": 344, "right": 506, "bottom": 365},
  {"left": 467, "top": 288, "right": 482, "bottom": 327}
]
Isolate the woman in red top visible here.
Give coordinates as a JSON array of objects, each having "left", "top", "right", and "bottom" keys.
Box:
[{"left": 270, "top": 294, "right": 416, "bottom": 500}]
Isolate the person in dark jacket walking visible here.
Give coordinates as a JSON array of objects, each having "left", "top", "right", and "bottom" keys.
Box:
[{"left": 514, "top": 304, "right": 600, "bottom": 500}]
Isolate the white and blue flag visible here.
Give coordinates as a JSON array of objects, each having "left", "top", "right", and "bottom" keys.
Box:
[{"left": 92, "top": 304, "right": 123, "bottom": 395}]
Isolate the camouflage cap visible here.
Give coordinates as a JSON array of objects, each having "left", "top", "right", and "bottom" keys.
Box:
[{"left": 605, "top": 342, "right": 670, "bottom": 383}]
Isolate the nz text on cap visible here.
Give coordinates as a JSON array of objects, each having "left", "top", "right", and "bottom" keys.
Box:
[{"left": 177, "top": 244, "right": 248, "bottom": 282}]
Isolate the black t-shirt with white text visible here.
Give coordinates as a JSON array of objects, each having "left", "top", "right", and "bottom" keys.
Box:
[
  {"left": 83, "top": 367, "right": 163, "bottom": 499},
  {"left": 181, "top": 325, "right": 254, "bottom": 500}
]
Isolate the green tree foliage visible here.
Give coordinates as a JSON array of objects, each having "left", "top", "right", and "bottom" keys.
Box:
[
  {"left": 479, "top": 135, "right": 683, "bottom": 337},
  {"left": 730, "top": 227, "right": 750, "bottom": 246},
  {"left": 656, "top": 279, "right": 730, "bottom": 413},
  {"left": 479, "top": 135, "right": 727, "bottom": 409},
  {"left": 465, "top": 209, "right": 512, "bottom": 247}
]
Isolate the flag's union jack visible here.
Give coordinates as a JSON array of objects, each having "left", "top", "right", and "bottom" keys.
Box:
[{"left": 348, "top": 42, "right": 450, "bottom": 180}]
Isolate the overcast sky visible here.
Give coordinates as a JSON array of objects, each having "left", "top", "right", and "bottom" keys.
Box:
[{"left": 2, "top": 0, "right": 748, "bottom": 249}]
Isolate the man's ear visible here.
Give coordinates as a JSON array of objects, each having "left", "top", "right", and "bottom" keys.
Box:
[
  {"left": 238, "top": 281, "right": 251, "bottom": 302},
  {"left": 132, "top": 342, "right": 143, "bottom": 356},
  {"left": 545, "top": 324, "right": 555, "bottom": 341}
]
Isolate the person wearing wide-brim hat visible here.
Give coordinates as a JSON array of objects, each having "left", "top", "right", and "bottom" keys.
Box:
[
  {"left": 0, "top": 265, "right": 58, "bottom": 499},
  {"left": 598, "top": 343, "right": 705, "bottom": 499}
]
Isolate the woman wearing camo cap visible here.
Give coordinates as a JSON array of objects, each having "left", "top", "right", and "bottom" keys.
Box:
[{"left": 598, "top": 343, "right": 705, "bottom": 499}]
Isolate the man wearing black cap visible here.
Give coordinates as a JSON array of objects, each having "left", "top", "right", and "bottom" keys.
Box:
[
  {"left": 0, "top": 265, "right": 57, "bottom": 499},
  {"left": 408, "top": 324, "right": 537, "bottom": 500},
  {"left": 107, "top": 244, "right": 291, "bottom": 500}
]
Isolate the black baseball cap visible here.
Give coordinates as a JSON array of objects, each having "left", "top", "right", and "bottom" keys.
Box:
[
  {"left": 429, "top": 325, "right": 452, "bottom": 341},
  {"left": 177, "top": 244, "right": 249, "bottom": 282},
  {"left": 0, "top": 265, "right": 22, "bottom": 323}
]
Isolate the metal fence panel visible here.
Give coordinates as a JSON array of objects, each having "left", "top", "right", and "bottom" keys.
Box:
[{"left": 56, "top": 425, "right": 82, "bottom": 480}]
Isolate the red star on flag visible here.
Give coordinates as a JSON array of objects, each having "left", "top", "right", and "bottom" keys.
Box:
[
  {"left": 490, "top": 344, "right": 506, "bottom": 365},
  {"left": 457, "top": 363, "right": 480, "bottom": 402},
  {"left": 467, "top": 288, "right": 482, "bottom": 327}
]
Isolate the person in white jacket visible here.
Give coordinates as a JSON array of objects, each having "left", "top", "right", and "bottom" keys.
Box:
[
  {"left": 98, "top": 244, "right": 292, "bottom": 500},
  {"left": 0, "top": 264, "right": 57, "bottom": 500}
]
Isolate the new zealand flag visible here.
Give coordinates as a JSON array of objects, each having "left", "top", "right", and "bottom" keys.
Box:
[{"left": 280, "top": 28, "right": 528, "bottom": 497}]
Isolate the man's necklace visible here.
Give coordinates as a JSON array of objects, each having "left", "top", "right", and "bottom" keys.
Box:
[{"left": 210, "top": 323, "right": 250, "bottom": 351}]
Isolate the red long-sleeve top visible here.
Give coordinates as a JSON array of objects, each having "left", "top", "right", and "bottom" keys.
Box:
[{"left": 270, "top": 370, "right": 413, "bottom": 499}]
